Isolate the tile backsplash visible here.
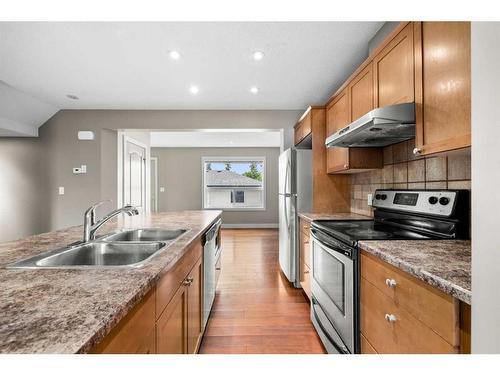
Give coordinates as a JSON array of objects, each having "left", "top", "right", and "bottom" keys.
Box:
[{"left": 350, "top": 139, "right": 471, "bottom": 216}]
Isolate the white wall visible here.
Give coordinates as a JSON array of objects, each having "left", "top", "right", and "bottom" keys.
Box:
[{"left": 471, "top": 22, "right": 500, "bottom": 353}]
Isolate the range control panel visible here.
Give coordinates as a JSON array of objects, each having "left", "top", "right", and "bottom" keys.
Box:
[{"left": 372, "top": 190, "right": 457, "bottom": 217}]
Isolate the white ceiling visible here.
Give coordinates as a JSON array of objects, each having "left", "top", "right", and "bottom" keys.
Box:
[
  {"left": 150, "top": 130, "right": 282, "bottom": 148},
  {"left": 0, "top": 22, "right": 383, "bottom": 111}
]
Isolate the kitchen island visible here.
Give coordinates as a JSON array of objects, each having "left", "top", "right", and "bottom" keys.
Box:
[{"left": 0, "top": 210, "right": 221, "bottom": 353}]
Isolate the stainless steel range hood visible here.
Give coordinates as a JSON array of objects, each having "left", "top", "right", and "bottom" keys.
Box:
[{"left": 325, "top": 102, "right": 415, "bottom": 148}]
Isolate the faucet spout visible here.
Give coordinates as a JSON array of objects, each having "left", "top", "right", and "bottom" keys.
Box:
[{"left": 83, "top": 202, "right": 139, "bottom": 242}]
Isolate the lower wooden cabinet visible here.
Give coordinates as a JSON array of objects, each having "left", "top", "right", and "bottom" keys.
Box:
[
  {"left": 90, "top": 236, "right": 206, "bottom": 354},
  {"left": 187, "top": 258, "right": 203, "bottom": 354},
  {"left": 299, "top": 219, "right": 312, "bottom": 299},
  {"left": 360, "top": 251, "right": 470, "bottom": 354},
  {"left": 156, "top": 256, "right": 203, "bottom": 354},
  {"left": 90, "top": 289, "right": 156, "bottom": 354},
  {"left": 156, "top": 282, "right": 188, "bottom": 354}
]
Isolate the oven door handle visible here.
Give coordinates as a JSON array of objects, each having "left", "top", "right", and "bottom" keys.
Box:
[
  {"left": 312, "top": 298, "right": 350, "bottom": 354},
  {"left": 310, "top": 228, "right": 353, "bottom": 259}
]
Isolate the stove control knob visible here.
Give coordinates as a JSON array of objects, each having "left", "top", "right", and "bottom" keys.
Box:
[
  {"left": 439, "top": 197, "right": 450, "bottom": 205},
  {"left": 381, "top": 194, "right": 388, "bottom": 200},
  {"left": 375, "top": 194, "right": 381, "bottom": 200},
  {"left": 428, "top": 196, "right": 438, "bottom": 205}
]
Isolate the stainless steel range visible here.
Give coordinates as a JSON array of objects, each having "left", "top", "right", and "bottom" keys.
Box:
[{"left": 310, "top": 189, "right": 470, "bottom": 354}]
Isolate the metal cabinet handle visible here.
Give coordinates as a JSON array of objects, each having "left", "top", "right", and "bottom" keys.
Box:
[
  {"left": 413, "top": 147, "right": 422, "bottom": 155},
  {"left": 385, "top": 313, "right": 397, "bottom": 323},
  {"left": 343, "top": 164, "right": 349, "bottom": 169},
  {"left": 304, "top": 270, "right": 310, "bottom": 274},
  {"left": 385, "top": 278, "right": 397, "bottom": 288},
  {"left": 215, "top": 267, "right": 221, "bottom": 271},
  {"left": 182, "top": 277, "right": 194, "bottom": 286}
]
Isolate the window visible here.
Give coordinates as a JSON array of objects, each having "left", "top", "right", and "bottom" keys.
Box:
[
  {"left": 202, "top": 157, "right": 265, "bottom": 210},
  {"left": 231, "top": 190, "right": 245, "bottom": 203}
]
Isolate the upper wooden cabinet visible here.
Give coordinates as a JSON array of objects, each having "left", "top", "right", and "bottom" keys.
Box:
[
  {"left": 373, "top": 23, "right": 415, "bottom": 107},
  {"left": 326, "top": 69, "right": 383, "bottom": 174},
  {"left": 350, "top": 62, "right": 375, "bottom": 120},
  {"left": 414, "top": 22, "right": 471, "bottom": 156},
  {"left": 294, "top": 111, "right": 312, "bottom": 147}
]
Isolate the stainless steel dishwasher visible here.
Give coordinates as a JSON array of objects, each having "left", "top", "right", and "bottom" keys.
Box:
[{"left": 203, "top": 218, "right": 222, "bottom": 329}]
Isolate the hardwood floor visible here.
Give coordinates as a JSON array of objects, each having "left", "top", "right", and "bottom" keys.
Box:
[{"left": 199, "top": 229, "right": 326, "bottom": 354}]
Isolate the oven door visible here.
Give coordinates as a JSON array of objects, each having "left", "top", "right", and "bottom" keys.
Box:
[{"left": 310, "top": 230, "right": 354, "bottom": 353}]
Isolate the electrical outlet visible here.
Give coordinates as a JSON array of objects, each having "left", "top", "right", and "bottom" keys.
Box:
[{"left": 367, "top": 193, "right": 373, "bottom": 206}]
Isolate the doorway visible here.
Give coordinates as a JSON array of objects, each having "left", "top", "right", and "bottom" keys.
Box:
[{"left": 122, "top": 135, "right": 148, "bottom": 213}]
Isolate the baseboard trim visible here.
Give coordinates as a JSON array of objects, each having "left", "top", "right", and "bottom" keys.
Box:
[{"left": 221, "top": 223, "right": 279, "bottom": 229}]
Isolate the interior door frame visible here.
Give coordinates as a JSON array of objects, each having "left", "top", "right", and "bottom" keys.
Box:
[
  {"left": 150, "top": 156, "right": 158, "bottom": 212},
  {"left": 117, "top": 131, "right": 150, "bottom": 213}
]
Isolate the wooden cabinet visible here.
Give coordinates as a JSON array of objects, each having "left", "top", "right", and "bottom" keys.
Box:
[
  {"left": 414, "top": 22, "right": 471, "bottom": 156},
  {"left": 156, "top": 255, "right": 203, "bottom": 354},
  {"left": 294, "top": 111, "right": 312, "bottom": 146},
  {"left": 299, "top": 219, "right": 312, "bottom": 299},
  {"left": 187, "top": 257, "right": 203, "bottom": 354},
  {"left": 156, "top": 282, "right": 188, "bottom": 354},
  {"left": 90, "top": 289, "right": 156, "bottom": 354},
  {"left": 373, "top": 23, "right": 415, "bottom": 107},
  {"left": 326, "top": 81, "right": 383, "bottom": 174},
  {"left": 90, "top": 233, "right": 208, "bottom": 355},
  {"left": 359, "top": 251, "right": 471, "bottom": 354}
]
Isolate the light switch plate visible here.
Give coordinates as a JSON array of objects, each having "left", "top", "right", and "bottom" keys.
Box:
[
  {"left": 73, "top": 165, "right": 87, "bottom": 174},
  {"left": 367, "top": 193, "right": 373, "bottom": 206},
  {"left": 58, "top": 187, "right": 65, "bottom": 195},
  {"left": 160, "top": 187, "right": 165, "bottom": 192}
]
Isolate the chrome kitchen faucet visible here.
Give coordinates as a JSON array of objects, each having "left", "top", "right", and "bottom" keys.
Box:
[{"left": 83, "top": 201, "right": 139, "bottom": 242}]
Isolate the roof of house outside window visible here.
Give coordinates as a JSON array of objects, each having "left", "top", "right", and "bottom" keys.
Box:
[{"left": 206, "top": 170, "right": 262, "bottom": 187}]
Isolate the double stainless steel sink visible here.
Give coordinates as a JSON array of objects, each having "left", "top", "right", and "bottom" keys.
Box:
[{"left": 8, "top": 228, "right": 187, "bottom": 269}]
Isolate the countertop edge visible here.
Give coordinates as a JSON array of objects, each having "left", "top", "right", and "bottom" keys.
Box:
[{"left": 358, "top": 241, "right": 471, "bottom": 305}]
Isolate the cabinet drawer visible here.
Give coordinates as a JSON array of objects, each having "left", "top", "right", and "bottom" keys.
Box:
[
  {"left": 299, "top": 261, "right": 311, "bottom": 299},
  {"left": 156, "top": 238, "right": 203, "bottom": 320},
  {"left": 360, "top": 278, "right": 456, "bottom": 353},
  {"left": 360, "top": 252, "right": 458, "bottom": 345}
]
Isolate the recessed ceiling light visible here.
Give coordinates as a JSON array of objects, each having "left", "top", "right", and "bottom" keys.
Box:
[
  {"left": 168, "top": 50, "right": 181, "bottom": 60},
  {"left": 252, "top": 51, "right": 265, "bottom": 61},
  {"left": 250, "top": 86, "right": 259, "bottom": 94},
  {"left": 66, "top": 94, "right": 79, "bottom": 100},
  {"left": 189, "top": 85, "right": 199, "bottom": 95}
]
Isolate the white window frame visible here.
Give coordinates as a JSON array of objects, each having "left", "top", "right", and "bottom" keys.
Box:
[{"left": 201, "top": 156, "right": 266, "bottom": 211}]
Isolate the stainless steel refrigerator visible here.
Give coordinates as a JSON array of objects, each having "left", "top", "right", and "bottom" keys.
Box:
[{"left": 278, "top": 148, "right": 312, "bottom": 287}]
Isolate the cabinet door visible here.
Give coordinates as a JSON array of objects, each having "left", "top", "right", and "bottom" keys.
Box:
[
  {"left": 374, "top": 23, "right": 415, "bottom": 107},
  {"left": 187, "top": 257, "right": 203, "bottom": 354},
  {"left": 156, "top": 284, "right": 188, "bottom": 354},
  {"left": 90, "top": 289, "right": 156, "bottom": 354},
  {"left": 350, "top": 63, "right": 374, "bottom": 120},
  {"left": 416, "top": 22, "right": 471, "bottom": 155},
  {"left": 326, "top": 89, "right": 350, "bottom": 173}
]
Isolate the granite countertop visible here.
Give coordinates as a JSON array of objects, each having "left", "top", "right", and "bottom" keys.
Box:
[
  {"left": 358, "top": 240, "right": 471, "bottom": 304},
  {"left": 0, "top": 210, "right": 221, "bottom": 354},
  {"left": 298, "top": 212, "right": 371, "bottom": 222}
]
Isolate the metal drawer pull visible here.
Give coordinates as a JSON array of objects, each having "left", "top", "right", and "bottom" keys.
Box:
[
  {"left": 385, "top": 314, "right": 397, "bottom": 323},
  {"left": 413, "top": 147, "right": 422, "bottom": 155},
  {"left": 182, "top": 277, "right": 194, "bottom": 286},
  {"left": 385, "top": 278, "right": 397, "bottom": 288}
]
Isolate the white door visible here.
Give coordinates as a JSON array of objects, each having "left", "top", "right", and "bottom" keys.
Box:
[
  {"left": 123, "top": 139, "right": 147, "bottom": 213},
  {"left": 150, "top": 157, "right": 158, "bottom": 212}
]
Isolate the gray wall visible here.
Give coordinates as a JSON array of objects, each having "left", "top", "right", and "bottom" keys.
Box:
[
  {"left": 26, "top": 109, "right": 299, "bottom": 233},
  {"left": 471, "top": 22, "right": 500, "bottom": 353},
  {"left": 0, "top": 138, "right": 49, "bottom": 242},
  {"left": 151, "top": 147, "right": 280, "bottom": 226}
]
